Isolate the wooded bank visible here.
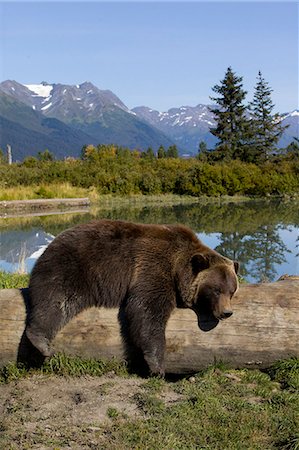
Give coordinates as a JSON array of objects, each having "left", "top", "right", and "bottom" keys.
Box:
[{"left": 0, "top": 278, "right": 298, "bottom": 373}]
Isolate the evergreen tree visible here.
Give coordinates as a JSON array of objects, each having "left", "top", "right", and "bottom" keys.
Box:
[
  {"left": 166, "top": 144, "right": 179, "bottom": 158},
  {"left": 249, "top": 71, "right": 288, "bottom": 162},
  {"left": 142, "top": 147, "right": 155, "bottom": 159},
  {"left": 37, "top": 149, "right": 54, "bottom": 161},
  {"left": 285, "top": 138, "right": 299, "bottom": 160},
  {"left": 157, "top": 145, "right": 166, "bottom": 159},
  {"left": 197, "top": 141, "right": 209, "bottom": 161},
  {"left": 198, "top": 141, "right": 207, "bottom": 154},
  {"left": 209, "top": 67, "right": 249, "bottom": 160}
]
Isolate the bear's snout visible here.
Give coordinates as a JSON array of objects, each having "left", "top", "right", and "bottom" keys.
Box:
[
  {"left": 213, "top": 294, "right": 234, "bottom": 321},
  {"left": 220, "top": 310, "right": 233, "bottom": 319}
]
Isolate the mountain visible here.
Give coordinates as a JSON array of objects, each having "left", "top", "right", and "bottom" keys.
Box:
[
  {"left": 133, "top": 105, "right": 298, "bottom": 154},
  {"left": 279, "top": 110, "right": 299, "bottom": 148},
  {"left": 0, "top": 80, "right": 129, "bottom": 120},
  {"left": 0, "top": 91, "right": 96, "bottom": 160},
  {"left": 132, "top": 104, "right": 218, "bottom": 153},
  {"left": 0, "top": 80, "right": 173, "bottom": 159},
  {"left": 0, "top": 79, "right": 296, "bottom": 159}
]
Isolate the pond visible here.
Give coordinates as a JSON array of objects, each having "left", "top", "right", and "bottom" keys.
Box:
[{"left": 0, "top": 198, "right": 298, "bottom": 283}]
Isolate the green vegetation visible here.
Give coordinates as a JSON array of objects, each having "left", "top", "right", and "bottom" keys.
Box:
[
  {"left": 0, "top": 353, "right": 128, "bottom": 383},
  {"left": 1, "top": 197, "right": 298, "bottom": 283},
  {"left": 0, "top": 355, "right": 298, "bottom": 449},
  {"left": 0, "top": 271, "right": 29, "bottom": 289},
  {"left": 210, "top": 66, "right": 249, "bottom": 161},
  {"left": 207, "top": 67, "right": 291, "bottom": 164},
  {"left": 0, "top": 147, "right": 298, "bottom": 199},
  {"left": 248, "top": 71, "right": 288, "bottom": 162}
]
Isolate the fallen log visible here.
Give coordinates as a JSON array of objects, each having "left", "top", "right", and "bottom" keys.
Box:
[
  {"left": 0, "top": 277, "right": 298, "bottom": 373},
  {"left": 0, "top": 197, "right": 90, "bottom": 217}
]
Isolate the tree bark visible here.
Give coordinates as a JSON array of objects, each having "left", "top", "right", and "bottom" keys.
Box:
[{"left": 0, "top": 277, "right": 298, "bottom": 373}]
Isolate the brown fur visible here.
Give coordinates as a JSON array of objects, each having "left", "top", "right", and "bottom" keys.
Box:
[{"left": 24, "top": 219, "right": 239, "bottom": 376}]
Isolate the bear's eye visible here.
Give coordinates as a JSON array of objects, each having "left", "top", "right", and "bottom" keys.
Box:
[{"left": 213, "top": 288, "right": 221, "bottom": 296}]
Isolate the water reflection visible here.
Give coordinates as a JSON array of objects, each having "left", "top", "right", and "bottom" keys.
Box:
[
  {"left": 0, "top": 199, "right": 298, "bottom": 283},
  {"left": 214, "top": 226, "right": 292, "bottom": 283}
]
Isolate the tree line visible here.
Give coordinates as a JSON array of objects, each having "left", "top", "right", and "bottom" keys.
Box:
[
  {"left": 0, "top": 67, "right": 297, "bottom": 166},
  {"left": 1, "top": 153, "right": 298, "bottom": 198}
]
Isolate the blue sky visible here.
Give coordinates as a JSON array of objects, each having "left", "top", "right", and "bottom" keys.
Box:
[{"left": 0, "top": 1, "right": 298, "bottom": 112}]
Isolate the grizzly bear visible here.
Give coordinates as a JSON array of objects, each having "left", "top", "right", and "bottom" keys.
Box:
[{"left": 24, "top": 219, "right": 239, "bottom": 376}]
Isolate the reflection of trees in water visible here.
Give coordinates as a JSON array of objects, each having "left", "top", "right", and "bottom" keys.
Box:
[
  {"left": 1, "top": 199, "right": 297, "bottom": 282},
  {"left": 2, "top": 199, "right": 298, "bottom": 237},
  {"left": 248, "top": 226, "right": 290, "bottom": 282},
  {"left": 215, "top": 225, "right": 291, "bottom": 282},
  {"left": 214, "top": 232, "right": 253, "bottom": 279}
]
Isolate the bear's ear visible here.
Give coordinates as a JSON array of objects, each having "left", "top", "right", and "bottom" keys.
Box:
[
  {"left": 234, "top": 261, "right": 240, "bottom": 274},
  {"left": 191, "top": 254, "right": 210, "bottom": 275}
]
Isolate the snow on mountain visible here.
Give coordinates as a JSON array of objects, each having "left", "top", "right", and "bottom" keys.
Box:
[
  {"left": 29, "top": 81, "right": 129, "bottom": 122},
  {"left": 0, "top": 80, "right": 130, "bottom": 122},
  {"left": 0, "top": 79, "right": 297, "bottom": 156},
  {"left": 282, "top": 109, "right": 299, "bottom": 119},
  {"left": 41, "top": 102, "right": 52, "bottom": 111},
  {"left": 133, "top": 104, "right": 216, "bottom": 131},
  {"left": 278, "top": 110, "right": 299, "bottom": 148},
  {"left": 0, "top": 79, "right": 174, "bottom": 156},
  {"left": 133, "top": 105, "right": 298, "bottom": 153},
  {"left": 132, "top": 104, "right": 218, "bottom": 152},
  {"left": 25, "top": 83, "right": 53, "bottom": 99}
]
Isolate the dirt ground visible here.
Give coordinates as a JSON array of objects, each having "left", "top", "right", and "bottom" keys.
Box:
[{"left": 0, "top": 373, "right": 182, "bottom": 449}]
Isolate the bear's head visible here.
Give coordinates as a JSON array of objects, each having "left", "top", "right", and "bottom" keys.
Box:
[{"left": 189, "top": 254, "right": 239, "bottom": 331}]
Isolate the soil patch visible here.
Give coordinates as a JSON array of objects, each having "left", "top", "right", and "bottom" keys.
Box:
[{"left": 0, "top": 374, "right": 182, "bottom": 449}]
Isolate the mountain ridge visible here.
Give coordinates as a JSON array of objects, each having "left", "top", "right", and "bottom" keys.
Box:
[
  {"left": 0, "top": 79, "right": 297, "bottom": 159},
  {"left": 0, "top": 80, "right": 174, "bottom": 159},
  {"left": 132, "top": 105, "right": 298, "bottom": 153},
  {"left": 0, "top": 91, "right": 97, "bottom": 160}
]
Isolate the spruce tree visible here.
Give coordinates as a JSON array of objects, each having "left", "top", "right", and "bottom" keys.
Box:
[
  {"left": 197, "top": 141, "right": 209, "bottom": 161},
  {"left": 209, "top": 67, "right": 249, "bottom": 160},
  {"left": 249, "top": 71, "right": 288, "bottom": 162},
  {"left": 198, "top": 140, "right": 207, "bottom": 154},
  {"left": 142, "top": 147, "right": 155, "bottom": 160},
  {"left": 157, "top": 145, "right": 166, "bottom": 159},
  {"left": 166, "top": 144, "right": 179, "bottom": 158}
]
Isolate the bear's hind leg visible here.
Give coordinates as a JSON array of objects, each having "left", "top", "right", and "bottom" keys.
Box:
[{"left": 118, "top": 305, "right": 149, "bottom": 376}]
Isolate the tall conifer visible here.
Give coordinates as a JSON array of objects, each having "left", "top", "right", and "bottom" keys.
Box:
[
  {"left": 248, "top": 71, "right": 288, "bottom": 162},
  {"left": 209, "top": 67, "right": 248, "bottom": 160}
]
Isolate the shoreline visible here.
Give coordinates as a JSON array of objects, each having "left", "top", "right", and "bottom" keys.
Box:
[
  {"left": 0, "top": 197, "right": 90, "bottom": 216},
  {"left": 0, "top": 194, "right": 298, "bottom": 217}
]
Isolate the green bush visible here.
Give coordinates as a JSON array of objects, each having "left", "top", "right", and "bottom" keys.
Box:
[
  {"left": 0, "top": 150, "right": 298, "bottom": 198},
  {"left": 0, "top": 271, "right": 29, "bottom": 289}
]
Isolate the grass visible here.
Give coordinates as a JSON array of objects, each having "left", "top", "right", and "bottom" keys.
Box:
[
  {"left": 0, "top": 271, "right": 29, "bottom": 289},
  {"left": 0, "top": 182, "right": 255, "bottom": 207},
  {"left": 0, "top": 268, "right": 297, "bottom": 447},
  {"left": 0, "top": 184, "right": 212, "bottom": 204},
  {"left": 0, "top": 353, "right": 128, "bottom": 384},
  {"left": 104, "top": 360, "right": 299, "bottom": 450},
  {"left": 267, "top": 357, "right": 299, "bottom": 391},
  {"left": 0, "top": 355, "right": 298, "bottom": 449},
  {"left": 0, "top": 183, "right": 100, "bottom": 202}
]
